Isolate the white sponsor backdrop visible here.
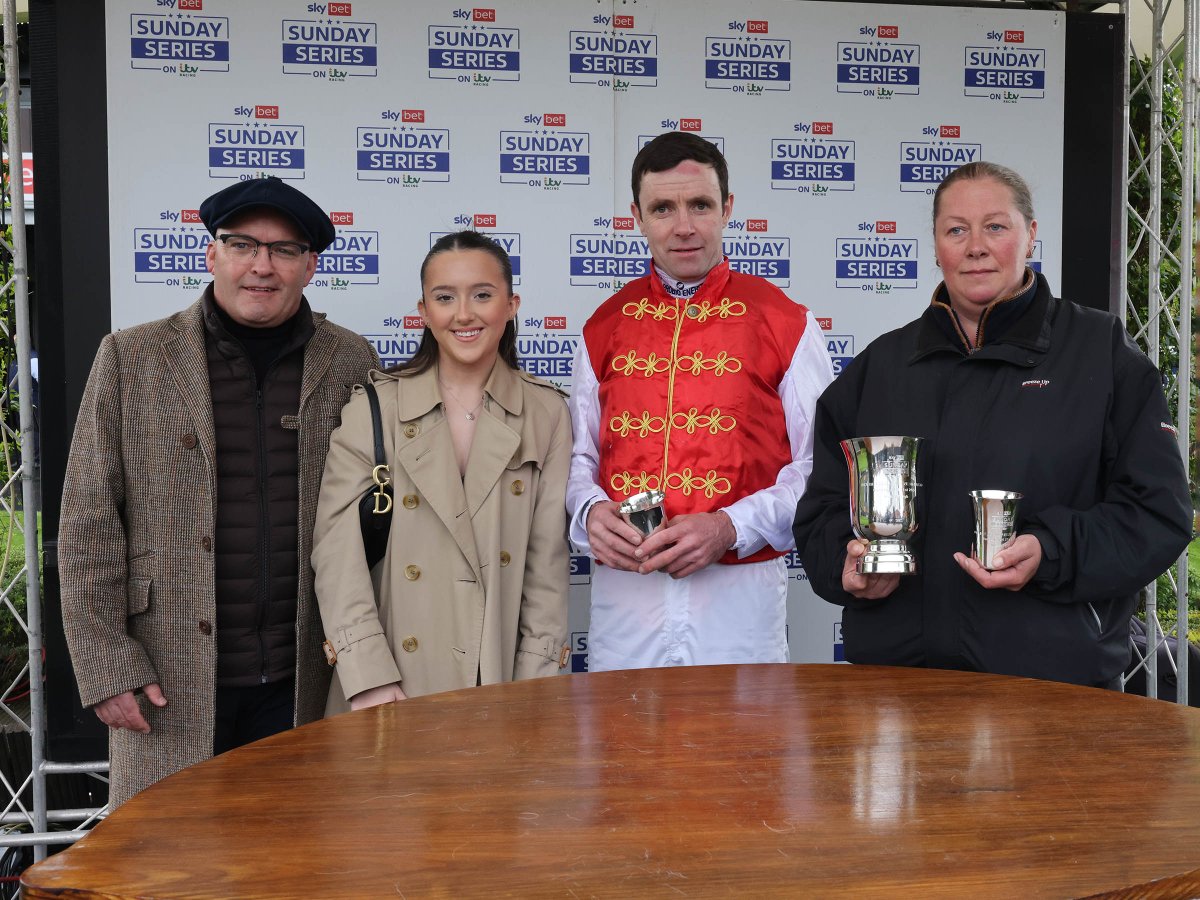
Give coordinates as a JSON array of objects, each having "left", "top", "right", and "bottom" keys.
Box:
[{"left": 106, "top": 0, "right": 1065, "bottom": 672}]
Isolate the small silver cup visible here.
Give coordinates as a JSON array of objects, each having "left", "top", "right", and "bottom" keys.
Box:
[
  {"left": 970, "top": 490, "right": 1022, "bottom": 570},
  {"left": 619, "top": 490, "right": 665, "bottom": 537},
  {"left": 841, "top": 436, "right": 923, "bottom": 574}
]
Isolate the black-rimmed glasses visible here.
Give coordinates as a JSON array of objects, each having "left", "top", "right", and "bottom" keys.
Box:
[{"left": 216, "top": 233, "right": 312, "bottom": 263}]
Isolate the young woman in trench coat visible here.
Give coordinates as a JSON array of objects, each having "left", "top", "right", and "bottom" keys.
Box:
[{"left": 312, "top": 231, "right": 570, "bottom": 712}]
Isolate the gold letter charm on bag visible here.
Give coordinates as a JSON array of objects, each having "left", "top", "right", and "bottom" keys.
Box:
[{"left": 371, "top": 464, "right": 393, "bottom": 514}]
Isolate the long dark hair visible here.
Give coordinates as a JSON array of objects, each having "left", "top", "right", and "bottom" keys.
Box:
[{"left": 391, "top": 230, "right": 520, "bottom": 376}]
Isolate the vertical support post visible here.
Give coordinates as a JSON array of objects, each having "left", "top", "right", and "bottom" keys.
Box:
[
  {"left": 3, "top": 0, "right": 46, "bottom": 860},
  {"left": 1179, "top": 0, "right": 1198, "bottom": 707},
  {"left": 1144, "top": 0, "right": 1167, "bottom": 698}
]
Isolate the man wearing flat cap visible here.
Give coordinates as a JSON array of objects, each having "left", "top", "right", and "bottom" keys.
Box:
[{"left": 59, "top": 177, "right": 378, "bottom": 807}]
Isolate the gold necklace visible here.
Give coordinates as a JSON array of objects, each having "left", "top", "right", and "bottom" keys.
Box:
[{"left": 438, "top": 379, "right": 484, "bottom": 421}]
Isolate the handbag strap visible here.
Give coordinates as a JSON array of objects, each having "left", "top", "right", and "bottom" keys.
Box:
[{"left": 364, "top": 381, "right": 386, "bottom": 469}]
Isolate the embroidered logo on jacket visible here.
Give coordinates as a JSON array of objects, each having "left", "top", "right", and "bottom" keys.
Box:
[
  {"left": 1161, "top": 421, "right": 1180, "bottom": 436},
  {"left": 1020, "top": 379, "right": 1050, "bottom": 389}
]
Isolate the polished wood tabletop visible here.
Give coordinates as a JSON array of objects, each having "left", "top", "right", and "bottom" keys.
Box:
[{"left": 22, "top": 664, "right": 1200, "bottom": 898}]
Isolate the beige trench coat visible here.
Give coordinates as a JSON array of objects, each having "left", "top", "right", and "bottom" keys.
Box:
[
  {"left": 313, "top": 362, "right": 570, "bottom": 710},
  {"left": 58, "top": 293, "right": 378, "bottom": 806}
]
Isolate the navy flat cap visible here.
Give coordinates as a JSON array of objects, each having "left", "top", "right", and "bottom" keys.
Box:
[{"left": 199, "top": 177, "right": 336, "bottom": 253}]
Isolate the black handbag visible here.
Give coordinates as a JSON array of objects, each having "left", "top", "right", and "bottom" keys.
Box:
[{"left": 357, "top": 382, "right": 393, "bottom": 569}]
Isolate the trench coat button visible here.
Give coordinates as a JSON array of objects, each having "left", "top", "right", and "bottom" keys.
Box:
[
  {"left": 404, "top": 564, "right": 421, "bottom": 581},
  {"left": 402, "top": 494, "right": 419, "bottom": 509},
  {"left": 201, "top": 536, "right": 212, "bottom": 552},
  {"left": 181, "top": 433, "right": 198, "bottom": 449},
  {"left": 198, "top": 620, "right": 212, "bottom": 635},
  {"left": 403, "top": 423, "right": 420, "bottom": 438},
  {"left": 401, "top": 636, "right": 419, "bottom": 653},
  {"left": 499, "top": 551, "right": 511, "bottom": 567},
  {"left": 510, "top": 479, "right": 524, "bottom": 495}
]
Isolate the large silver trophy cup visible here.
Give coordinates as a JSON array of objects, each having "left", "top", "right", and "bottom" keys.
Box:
[{"left": 840, "top": 436, "right": 924, "bottom": 574}]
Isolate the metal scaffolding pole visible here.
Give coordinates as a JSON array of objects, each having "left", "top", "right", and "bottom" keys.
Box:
[
  {"left": 1123, "top": 0, "right": 1196, "bottom": 703},
  {"left": 0, "top": 0, "right": 45, "bottom": 862},
  {"left": 1179, "top": 0, "right": 1196, "bottom": 707}
]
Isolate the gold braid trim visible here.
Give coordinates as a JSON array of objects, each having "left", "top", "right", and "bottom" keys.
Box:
[
  {"left": 664, "top": 468, "right": 732, "bottom": 499},
  {"left": 671, "top": 407, "right": 736, "bottom": 435},
  {"left": 674, "top": 351, "right": 742, "bottom": 376},
  {"left": 609, "top": 411, "right": 667, "bottom": 438},
  {"left": 611, "top": 350, "right": 672, "bottom": 377},
  {"left": 692, "top": 298, "right": 747, "bottom": 323},
  {"left": 609, "top": 469, "right": 732, "bottom": 498},
  {"left": 621, "top": 297, "right": 678, "bottom": 321},
  {"left": 609, "top": 471, "right": 662, "bottom": 495}
]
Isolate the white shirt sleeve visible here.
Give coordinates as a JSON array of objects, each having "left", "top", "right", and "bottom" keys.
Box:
[
  {"left": 721, "top": 311, "right": 835, "bottom": 557},
  {"left": 565, "top": 340, "right": 609, "bottom": 554}
]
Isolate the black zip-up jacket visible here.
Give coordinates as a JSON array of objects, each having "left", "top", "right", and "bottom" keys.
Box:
[
  {"left": 203, "top": 291, "right": 312, "bottom": 688},
  {"left": 793, "top": 272, "right": 1192, "bottom": 686}
]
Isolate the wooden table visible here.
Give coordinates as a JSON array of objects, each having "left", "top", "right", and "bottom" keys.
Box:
[{"left": 21, "top": 664, "right": 1200, "bottom": 898}]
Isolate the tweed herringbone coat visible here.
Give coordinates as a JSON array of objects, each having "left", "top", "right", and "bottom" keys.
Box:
[{"left": 59, "top": 291, "right": 377, "bottom": 807}]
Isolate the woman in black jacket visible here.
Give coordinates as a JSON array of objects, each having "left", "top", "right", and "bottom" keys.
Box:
[{"left": 793, "top": 161, "right": 1191, "bottom": 687}]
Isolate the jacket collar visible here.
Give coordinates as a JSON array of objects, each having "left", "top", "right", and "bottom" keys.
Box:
[
  {"left": 912, "top": 269, "right": 1055, "bottom": 365},
  {"left": 396, "top": 357, "right": 524, "bottom": 421},
  {"left": 199, "top": 283, "right": 316, "bottom": 357},
  {"left": 648, "top": 258, "right": 733, "bottom": 305}
]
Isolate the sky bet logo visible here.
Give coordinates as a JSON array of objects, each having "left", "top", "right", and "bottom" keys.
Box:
[
  {"left": 653, "top": 118, "right": 704, "bottom": 134},
  {"left": 772, "top": 132, "right": 856, "bottom": 193},
  {"left": 964, "top": 35, "right": 1047, "bottom": 101},
  {"left": 133, "top": 211, "right": 211, "bottom": 286},
  {"left": 313, "top": 220, "right": 380, "bottom": 289},
  {"left": 356, "top": 109, "right": 450, "bottom": 185},
  {"left": 305, "top": 3, "right": 352, "bottom": 13},
  {"left": 435, "top": 223, "right": 522, "bottom": 284},
  {"left": 723, "top": 226, "right": 790, "bottom": 286},
  {"left": 569, "top": 218, "right": 650, "bottom": 288},
  {"left": 208, "top": 106, "right": 304, "bottom": 179},
  {"left": 427, "top": 14, "right": 520, "bottom": 84},
  {"left": 281, "top": 15, "right": 378, "bottom": 79},
  {"left": 500, "top": 119, "right": 591, "bottom": 188},
  {"left": 706, "top": 28, "right": 791, "bottom": 93},
  {"left": 835, "top": 225, "right": 919, "bottom": 292},
  {"left": 568, "top": 22, "right": 659, "bottom": 89},
  {"left": 837, "top": 35, "right": 921, "bottom": 96},
  {"left": 130, "top": 10, "right": 230, "bottom": 73},
  {"left": 791, "top": 120, "right": 834, "bottom": 135},
  {"left": 900, "top": 137, "right": 981, "bottom": 192}
]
